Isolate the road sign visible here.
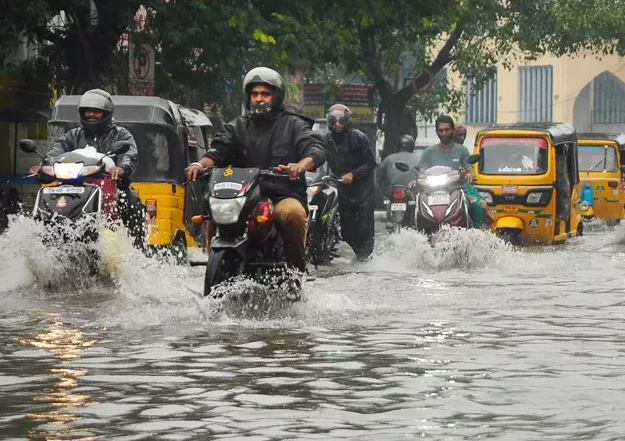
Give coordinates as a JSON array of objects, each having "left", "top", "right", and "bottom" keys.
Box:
[{"left": 128, "top": 41, "right": 154, "bottom": 95}]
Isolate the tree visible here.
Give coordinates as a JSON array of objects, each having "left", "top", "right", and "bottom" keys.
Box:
[
  {"left": 0, "top": 0, "right": 149, "bottom": 95},
  {"left": 298, "top": 0, "right": 625, "bottom": 157}
]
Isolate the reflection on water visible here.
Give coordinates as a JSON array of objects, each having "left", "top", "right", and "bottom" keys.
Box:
[
  {"left": 23, "top": 313, "right": 101, "bottom": 441},
  {"left": 2, "top": 219, "right": 625, "bottom": 439}
]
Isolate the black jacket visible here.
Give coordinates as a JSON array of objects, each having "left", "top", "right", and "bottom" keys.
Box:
[
  {"left": 324, "top": 129, "right": 377, "bottom": 194},
  {"left": 44, "top": 124, "right": 139, "bottom": 178},
  {"left": 204, "top": 111, "right": 326, "bottom": 207}
]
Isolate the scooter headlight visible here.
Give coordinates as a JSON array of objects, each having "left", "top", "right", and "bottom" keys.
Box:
[
  {"left": 209, "top": 197, "right": 247, "bottom": 224},
  {"left": 426, "top": 174, "right": 449, "bottom": 187},
  {"left": 53, "top": 162, "right": 83, "bottom": 180}
]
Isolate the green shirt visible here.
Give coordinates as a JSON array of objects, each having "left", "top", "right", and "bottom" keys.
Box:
[{"left": 418, "top": 142, "right": 470, "bottom": 171}]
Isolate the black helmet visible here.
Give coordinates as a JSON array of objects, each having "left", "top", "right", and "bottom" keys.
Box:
[
  {"left": 326, "top": 103, "right": 351, "bottom": 133},
  {"left": 242, "top": 67, "right": 285, "bottom": 114},
  {"left": 78, "top": 89, "right": 114, "bottom": 136},
  {"left": 398, "top": 134, "right": 415, "bottom": 152}
]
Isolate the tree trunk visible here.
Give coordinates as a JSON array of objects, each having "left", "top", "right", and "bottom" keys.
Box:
[{"left": 379, "top": 95, "right": 417, "bottom": 159}]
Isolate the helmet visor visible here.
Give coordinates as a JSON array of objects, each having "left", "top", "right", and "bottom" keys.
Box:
[{"left": 326, "top": 111, "right": 348, "bottom": 127}]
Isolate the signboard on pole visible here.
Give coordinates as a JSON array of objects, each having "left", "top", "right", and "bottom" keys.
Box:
[{"left": 128, "top": 40, "right": 155, "bottom": 96}]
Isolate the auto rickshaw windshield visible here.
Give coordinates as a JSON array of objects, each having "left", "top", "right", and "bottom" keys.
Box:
[
  {"left": 479, "top": 137, "right": 548, "bottom": 175},
  {"left": 578, "top": 145, "right": 618, "bottom": 172}
]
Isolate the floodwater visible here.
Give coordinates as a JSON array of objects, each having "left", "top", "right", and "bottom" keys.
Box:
[{"left": 1, "top": 215, "right": 625, "bottom": 440}]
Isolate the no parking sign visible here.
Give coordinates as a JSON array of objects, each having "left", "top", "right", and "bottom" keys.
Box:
[{"left": 128, "top": 41, "right": 155, "bottom": 96}]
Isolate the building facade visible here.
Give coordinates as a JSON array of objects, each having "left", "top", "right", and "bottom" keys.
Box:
[{"left": 450, "top": 53, "right": 625, "bottom": 146}]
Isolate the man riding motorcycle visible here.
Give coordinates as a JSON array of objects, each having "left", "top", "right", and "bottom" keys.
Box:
[
  {"left": 29, "top": 88, "right": 144, "bottom": 244},
  {"left": 377, "top": 134, "right": 420, "bottom": 226},
  {"left": 185, "top": 66, "right": 326, "bottom": 280},
  {"left": 416, "top": 115, "right": 489, "bottom": 228}
]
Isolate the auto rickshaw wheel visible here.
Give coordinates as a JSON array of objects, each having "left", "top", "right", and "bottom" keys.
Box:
[{"left": 577, "top": 221, "right": 584, "bottom": 237}]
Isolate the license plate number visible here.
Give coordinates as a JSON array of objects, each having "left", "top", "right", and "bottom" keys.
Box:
[
  {"left": 43, "top": 186, "right": 85, "bottom": 194},
  {"left": 427, "top": 194, "right": 450, "bottom": 205},
  {"left": 502, "top": 185, "right": 518, "bottom": 194},
  {"left": 390, "top": 203, "right": 406, "bottom": 211}
]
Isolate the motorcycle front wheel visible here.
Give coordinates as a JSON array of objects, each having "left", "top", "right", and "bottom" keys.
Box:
[{"left": 204, "top": 249, "right": 245, "bottom": 298}]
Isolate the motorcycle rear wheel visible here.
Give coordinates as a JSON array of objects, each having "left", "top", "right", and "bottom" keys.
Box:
[{"left": 204, "top": 249, "right": 245, "bottom": 298}]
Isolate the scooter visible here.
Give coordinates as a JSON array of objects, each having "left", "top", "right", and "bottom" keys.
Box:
[
  {"left": 395, "top": 154, "right": 481, "bottom": 238},
  {"left": 383, "top": 163, "right": 417, "bottom": 233},
  {"left": 18, "top": 139, "right": 134, "bottom": 245},
  {"left": 305, "top": 171, "right": 340, "bottom": 265},
  {"left": 192, "top": 166, "right": 300, "bottom": 298}
]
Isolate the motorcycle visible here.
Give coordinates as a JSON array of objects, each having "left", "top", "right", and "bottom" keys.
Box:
[
  {"left": 383, "top": 163, "right": 417, "bottom": 233},
  {"left": 395, "top": 154, "right": 481, "bottom": 238},
  {"left": 305, "top": 171, "right": 340, "bottom": 265},
  {"left": 18, "top": 139, "right": 138, "bottom": 247},
  {"left": 193, "top": 166, "right": 301, "bottom": 298}
]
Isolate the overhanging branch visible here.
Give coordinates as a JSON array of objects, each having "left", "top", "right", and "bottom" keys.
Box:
[{"left": 396, "top": 23, "right": 465, "bottom": 106}]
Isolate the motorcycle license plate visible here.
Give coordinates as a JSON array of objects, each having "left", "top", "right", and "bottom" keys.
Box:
[
  {"left": 390, "top": 202, "right": 406, "bottom": 211},
  {"left": 43, "top": 186, "right": 85, "bottom": 194},
  {"left": 427, "top": 194, "right": 450, "bottom": 205}
]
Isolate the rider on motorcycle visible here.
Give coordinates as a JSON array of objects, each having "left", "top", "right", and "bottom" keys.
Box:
[
  {"left": 377, "top": 134, "right": 420, "bottom": 196},
  {"left": 28, "top": 89, "right": 143, "bottom": 242},
  {"left": 416, "top": 115, "right": 489, "bottom": 228},
  {"left": 184, "top": 66, "right": 326, "bottom": 276},
  {"left": 377, "top": 135, "right": 420, "bottom": 226}
]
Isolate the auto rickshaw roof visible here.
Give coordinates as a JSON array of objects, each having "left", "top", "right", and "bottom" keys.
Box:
[
  {"left": 576, "top": 132, "right": 625, "bottom": 149},
  {"left": 49, "top": 95, "right": 203, "bottom": 129},
  {"left": 478, "top": 122, "right": 577, "bottom": 145}
]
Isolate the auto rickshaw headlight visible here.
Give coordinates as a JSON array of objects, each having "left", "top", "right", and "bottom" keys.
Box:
[
  {"left": 580, "top": 201, "right": 590, "bottom": 211},
  {"left": 526, "top": 191, "right": 546, "bottom": 205},
  {"left": 479, "top": 192, "right": 493, "bottom": 204}
]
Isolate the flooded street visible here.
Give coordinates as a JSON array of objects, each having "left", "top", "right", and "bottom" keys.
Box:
[{"left": 2, "top": 218, "right": 625, "bottom": 440}]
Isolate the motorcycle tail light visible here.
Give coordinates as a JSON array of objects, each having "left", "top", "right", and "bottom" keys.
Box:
[
  {"left": 255, "top": 201, "right": 273, "bottom": 224},
  {"left": 392, "top": 189, "right": 406, "bottom": 199}
]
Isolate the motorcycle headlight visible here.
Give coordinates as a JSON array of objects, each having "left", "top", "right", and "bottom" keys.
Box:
[
  {"left": 479, "top": 191, "right": 493, "bottom": 204},
  {"left": 426, "top": 174, "right": 449, "bottom": 187},
  {"left": 307, "top": 185, "right": 320, "bottom": 203},
  {"left": 53, "top": 162, "right": 83, "bottom": 180},
  {"left": 209, "top": 197, "right": 246, "bottom": 225}
]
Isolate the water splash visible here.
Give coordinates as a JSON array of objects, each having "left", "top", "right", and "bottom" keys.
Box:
[{"left": 370, "top": 225, "right": 515, "bottom": 272}]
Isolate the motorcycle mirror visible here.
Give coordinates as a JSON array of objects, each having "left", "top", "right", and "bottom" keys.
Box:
[
  {"left": 107, "top": 141, "right": 131, "bottom": 156},
  {"left": 18, "top": 139, "right": 44, "bottom": 159},
  {"left": 394, "top": 162, "right": 410, "bottom": 172},
  {"left": 466, "top": 154, "right": 481, "bottom": 165}
]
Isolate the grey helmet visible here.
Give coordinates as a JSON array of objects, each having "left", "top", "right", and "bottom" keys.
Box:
[
  {"left": 242, "top": 67, "right": 285, "bottom": 114},
  {"left": 398, "top": 134, "right": 415, "bottom": 152},
  {"left": 78, "top": 89, "right": 114, "bottom": 136}
]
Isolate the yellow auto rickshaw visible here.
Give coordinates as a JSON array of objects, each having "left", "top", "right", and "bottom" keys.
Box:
[
  {"left": 576, "top": 133, "right": 625, "bottom": 225},
  {"left": 472, "top": 123, "right": 584, "bottom": 244},
  {"left": 48, "top": 95, "right": 212, "bottom": 260}
]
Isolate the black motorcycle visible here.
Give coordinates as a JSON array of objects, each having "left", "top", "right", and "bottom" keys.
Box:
[
  {"left": 305, "top": 171, "right": 340, "bottom": 265},
  {"left": 383, "top": 163, "right": 417, "bottom": 233},
  {"left": 197, "top": 166, "right": 300, "bottom": 298}
]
